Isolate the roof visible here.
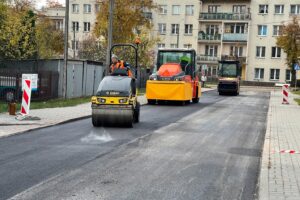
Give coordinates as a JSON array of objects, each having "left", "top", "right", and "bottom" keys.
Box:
[{"left": 158, "top": 48, "right": 196, "bottom": 52}]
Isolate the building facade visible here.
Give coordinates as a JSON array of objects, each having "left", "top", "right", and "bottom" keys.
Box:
[
  {"left": 151, "top": 0, "right": 200, "bottom": 51},
  {"left": 247, "top": 0, "right": 300, "bottom": 83},
  {"left": 198, "top": 0, "right": 251, "bottom": 81}
]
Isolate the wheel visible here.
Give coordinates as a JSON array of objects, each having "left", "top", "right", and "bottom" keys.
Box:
[
  {"left": 134, "top": 102, "right": 140, "bottom": 123},
  {"left": 92, "top": 115, "right": 100, "bottom": 127},
  {"left": 192, "top": 88, "right": 199, "bottom": 103},
  {"left": 4, "top": 90, "right": 15, "bottom": 102},
  {"left": 148, "top": 99, "right": 156, "bottom": 105}
]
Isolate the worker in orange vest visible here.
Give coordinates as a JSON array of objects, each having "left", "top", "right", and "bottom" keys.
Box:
[{"left": 110, "top": 54, "right": 133, "bottom": 77}]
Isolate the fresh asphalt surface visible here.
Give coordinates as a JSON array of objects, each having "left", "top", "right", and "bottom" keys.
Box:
[{"left": 0, "top": 89, "right": 270, "bottom": 200}]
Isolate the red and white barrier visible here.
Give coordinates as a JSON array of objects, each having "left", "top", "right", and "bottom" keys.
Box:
[
  {"left": 272, "top": 150, "right": 300, "bottom": 154},
  {"left": 282, "top": 84, "right": 289, "bottom": 104},
  {"left": 21, "top": 79, "right": 32, "bottom": 115}
]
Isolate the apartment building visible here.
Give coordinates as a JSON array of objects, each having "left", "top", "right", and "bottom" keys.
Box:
[
  {"left": 151, "top": 0, "right": 200, "bottom": 51},
  {"left": 198, "top": 0, "right": 251, "bottom": 80},
  {"left": 248, "top": 0, "right": 300, "bottom": 83},
  {"left": 42, "top": 0, "right": 100, "bottom": 58}
]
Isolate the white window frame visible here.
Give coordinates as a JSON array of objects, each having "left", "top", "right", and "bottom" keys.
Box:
[
  {"left": 170, "top": 44, "right": 178, "bottom": 48},
  {"left": 159, "top": 5, "right": 167, "bottom": 15},
  {"left": 273, "top": 25, "right": 282, "bottom": 36},
  {"left": 158, "top": 23, "right": 166, "bottom": 35},
  {"left": 84, "top": 22, "right": 91, "bottom": 32},
  {"left": 158, "top": 43, "right": 165, "bottom": 48},
  {"left": 271, "top": 47, "right": 281, "bottom": 58},
  {"left": 230, "top": 46, "right": 243, "bottom": 57},
  {"left": 171, "top": 24, "right": 179, "bottom": 35},
  {"left": 172, "top": 5, "right": 180, "bottom": 15},
  {"left": 270, "top": 69, "right": 280, "bottom": 81},
  {"left": 291, "top": 5, "right": 300, "bottom": 14},
  {"left": 254, "top": 68, "right": 264, "bottom": 79},
  {"left": 185, "top": 24, "right": 193, "bottom": 35},
  {"left": 186, "top": 5, "right": 194, "bottom": 16},
  {"left": 274, "top": 5, "right": 284, "bottom": 14},
  {"left": 184, "top": 44, "right": 192, "bottom": 49},
  {"left": 72, "top": 4, "right": 79, "bottom": 13},
  {"left": 256, "top": 46, "right": 266, "bottom": 58},
  {"left": 205, "top": 45, "right": 218, "bottom": 57},
  {"left": 72, "top": 21, "right": 79, "bottom": 32},
  {"left": 208, "top": 5, "right": 220, "bottom": 13},
  {"left": 72, "top": 40, "right": 79, "bottom": 50},
  {"left": 233, "top": 5, "right": 246, "bottom": 13},
  {"left": 258, "top": 25, "right": 267, "bottom": 36},
  {"left": 83, "top": 4, "right": 91, "bottom": 13},
  {"left": 259, "top": 5, "right": 268, "bottom": 14},
  {"left": 55, "top": 20, "right": 64, "bottom": 31}
]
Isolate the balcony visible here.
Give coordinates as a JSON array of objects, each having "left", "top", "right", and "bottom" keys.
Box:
[
  {"left": 198, "top": 33, "right": 221, "bottom": 42},
  {"left": 221, "top": 55, "right": 246, "bottom": 63},
  {"left": 197, "top": 55, "right": 219, "bottom": 63},
  {"left": 223, "top": 33, "right": 248, "bottom": 42},
  {"left": 199, "top": 13, "right": 251, "bottom": 21}
]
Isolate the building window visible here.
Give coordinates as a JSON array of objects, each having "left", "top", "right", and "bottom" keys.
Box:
[
  {"left": 272, "top": 47, "right": 281, "bottom": 58},
  {"left": 159, "top": 5, "right": 167, "bottom": 14},
  {"left": 274, "top": 5, "right": 284, "bottom": 14},
  {"left": 270, "top": 69, "right": 280, "bottom": 80},
  {"left": 172, "top": 5, "right": 180, "bottom": 15},
  {"left": 72, "top": 40, "right": 79, "bottom": 50},
  {"left": 170, "top": 44, "right": 178, "bottom": 48},
  {"left": 233, "top": 5, "right": 246, "bottom": 13},
  {"left": 72, "top": 4, "right": 79, "bottom": 13},
  {"left": 206, "top": 25, "right": 219, "bottom": 35},
  {"left": 186, "top": 5, "right": 194, "bottom": 15},
  {"left": 158, "top": 23, "right": 166, "bottom": 34},
  {"left": 273, "top": 25, "right": 283, "bottom": 36},
  {"left": 286, "top": 69, "right": 291, "bottom": 81},
  {"left": 230, "top": 24, "right": 246, "bottom": 34},
  {"left": 258, "top": 25, "right": 267, "bottom": 36},
  {"left": 259, "top": 5, "right": 268, "bottom": 14},
  {"left": 184, "top": 44, "right": 192, "bottom": 49},
  {"left": 55, "top": 20, "right": 64, "bottom": 31},
  {"left": 158, "top": 43, "right": 165, "bottom": 48},
  {"left": 291, "top": 5, "right": 300, "bottom": 14},
  {"left": 84, "top": 4, "right": 91, "bottom": 13},
  {"left": 171, "top": 24, "right": 179, "bottom": 34},
  {"left": 255, "top": 68, "right": 264, "bottom": 79},
  {"left": 256, "top": 46, "right": 266, "bottom": 58},
  {"left": 205, "top": 45, "right": 218, "bottom": 56},
  {"left": 95, "top": 4, "right": 100, "bottom": 13},
  {"left": 84, "top": 22, "right": 91, "bottom": 32},
  {"left": 208, "top": 5, "right": 220, "bottom": 13},
  {"left": 185, "top": 24, "right": 193, "bottom": 35},
  {"left": 230, "top": 46, "right": 243, "bottom": 57},
  {"left": 72, "top": 22, "right": 79, "bottom": 32}
]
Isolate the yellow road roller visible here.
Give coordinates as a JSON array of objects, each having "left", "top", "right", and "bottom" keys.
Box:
[
  {"left": 146, "top": 48, "right": 201, "bottom": 105},
  {"left": 91, "top": 44, "right": 140, "bottom": 127}
]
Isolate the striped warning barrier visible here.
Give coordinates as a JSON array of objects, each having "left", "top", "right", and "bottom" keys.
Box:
[
  {"left": 21, "top": 79, "right": 32, "bottom": 116},
  {"left": 272, "top": 150, "right": 300, "bottom": 154},
  {"left": 282, "top": 84, "right": 289, "bottom": 104}
]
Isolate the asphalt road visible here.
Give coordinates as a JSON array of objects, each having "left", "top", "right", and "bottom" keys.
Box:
[{"left": 0, "top": 90, "right": 270, "bottom": 200}]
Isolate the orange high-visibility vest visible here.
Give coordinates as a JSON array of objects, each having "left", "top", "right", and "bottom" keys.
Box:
[{"left": 110, "top": 60, "right": 133, "bottom": 77}]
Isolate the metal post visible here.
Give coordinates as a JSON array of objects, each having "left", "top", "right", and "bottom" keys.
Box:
[
  {"left": 177, "top": 25, "right": 179, "bottom": 48},
  {"left": 73, "top": 24, "right": 76, "bottom": 59},
  {"left": 105, "top": 0, "right": 115, "bottom": 75},
  {"left": 63, "top": 0, "right": 69, "bottom": 99}
]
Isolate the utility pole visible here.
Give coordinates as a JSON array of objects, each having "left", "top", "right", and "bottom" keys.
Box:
[
  {"left": 105, "top": 0, "right": 115, "bottom": 75},
  {"left": 63, "top": 0, "right": 69, "bottom": 99},
  {"left": 177, "top": 24, "right": 179, "bottom": 48},
  {"left": 73, "top": 24, "right": 76, "bottom": 59}
]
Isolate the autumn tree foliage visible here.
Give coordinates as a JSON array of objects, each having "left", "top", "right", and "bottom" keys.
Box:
[
  {"left": 277, "top": 17, "right": 300, "bottom": 86},
  {"left": 94, "top": 0, "right": 158, "bottom": 66}
]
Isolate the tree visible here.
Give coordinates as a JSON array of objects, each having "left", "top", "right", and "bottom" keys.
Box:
[
  {"left": 94, "top": 0, "right": 158, "bottom": 67},
  {"left": 78, "top": 36, "right": 106, "bottom": 61},
  {"left": 277, "top": 17, "right": 300, "bottom": 86},
  {"left": 46, "top": 0, "right": 63, "bottom": 8},
  {"left": 35, "top": 16, "right": 64, "bottom": 59},
  {"left": 0, "top": 9, "right": 37, "bottom": 59}
]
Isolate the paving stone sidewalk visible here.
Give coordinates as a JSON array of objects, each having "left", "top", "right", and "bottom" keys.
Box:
[{"left": 259, "top": 90, "right": 300, "bottom": 200}]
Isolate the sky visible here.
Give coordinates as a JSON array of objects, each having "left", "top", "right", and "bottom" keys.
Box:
[{"left": 36, "top": 0, "right": 65, "bottom": 9}]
